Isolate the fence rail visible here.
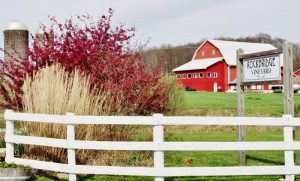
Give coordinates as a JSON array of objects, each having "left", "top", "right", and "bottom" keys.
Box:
[{"left": 4, "top": 109, "right": 300, "bottom": 181}]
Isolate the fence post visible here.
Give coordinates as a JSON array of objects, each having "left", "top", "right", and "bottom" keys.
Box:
[
  {"left": 67, "top": 112, "right": 76, "bottom": 181},
  {"left": 5, "top": 109, "right": 14, "bottom": 163},
  {"left": 283, "top": 114, "right": 295, "bottom": 181},
  {"left": 153, "top": 114, "right": 164, "bottom": 181},
  {"left": 283, "top": 42, "right": 295, "bottom": 181}
]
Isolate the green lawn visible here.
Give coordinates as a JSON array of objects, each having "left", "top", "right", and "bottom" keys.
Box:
[
  {"left": 5, "top": 92, "right": 300, "bottom": 180},
  {"left": 180, "top": 92, "right": 300, "bottom": 117},
  {"left": 32, "top": 127, "right": 300, "bottom": 180}
]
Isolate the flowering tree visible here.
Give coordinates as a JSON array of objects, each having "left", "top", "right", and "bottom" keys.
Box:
[{"left": 0, "top": 9, "right": 170, "bottom": 115}]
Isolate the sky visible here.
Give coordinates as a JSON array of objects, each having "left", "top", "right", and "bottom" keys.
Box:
[{"left": 0, "top": 0, "right": 299, "bottom": 57}]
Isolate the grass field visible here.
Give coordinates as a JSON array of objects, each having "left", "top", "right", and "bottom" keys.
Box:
[
  {"left": 32, "top": 126, "right": 300, "bottom": 180},
  {"left": 179, "top": 92, "right": 300, "bottom": 117},
  {"left": 0, "top": 92, "right": 298, "bottom": 127},
  {"left": 3, "top": 92, "right": 300, "bottom": 180}
]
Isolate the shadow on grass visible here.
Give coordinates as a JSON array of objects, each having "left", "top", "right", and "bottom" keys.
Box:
[
  {"left": 78, "top": 174, "right": 97, "bottom": 181},
  {"left": 31, "top": 175, "right": 62, "bottom": 181},
  {"left": 246, "top": 155, "right": 284, "bottom": 165},
  {"left": 165, "top": 176, "right": 283, "bottom": 181}
]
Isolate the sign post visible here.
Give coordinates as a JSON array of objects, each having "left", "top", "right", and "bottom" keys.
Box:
[
  {"left": 236, "top": 48, "right": 245, "bottom": 166},
  {"left": 283, "top": 42, "right": 294, "bottom": 181},
  {"left": 236, "top": 45, "right": 290, "bottom": 168},
  {"left": 283, "top": 42, "right": 294, "bottom": 115}
]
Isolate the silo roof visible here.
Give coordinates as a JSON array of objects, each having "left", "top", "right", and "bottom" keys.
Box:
[{"left": 5, "top": 20, "right": 28, "bottom": 31}]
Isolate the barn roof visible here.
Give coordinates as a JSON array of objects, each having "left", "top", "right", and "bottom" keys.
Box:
[
  {"left": 193, "top": 39, "right": 277, "bottom": 66},
  {"left": 172, "top": 57, "right": 223, "bottom": 72}
]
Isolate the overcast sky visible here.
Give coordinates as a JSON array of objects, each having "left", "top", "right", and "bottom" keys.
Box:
[{"left": 0, "top": 0, "right": 299, "bottom": 54}]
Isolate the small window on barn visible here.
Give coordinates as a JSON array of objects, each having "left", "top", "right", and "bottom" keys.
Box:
[
  {"left": 213, "top": 72, "right": 218, "bottom": 78},
  {"left": 202, "top": 51, "right": 205, "bottom": 56},
  {"left": 193, "top": 73, "right": 198, "bottom": 78},
  {"left": 212, "top": 50, "right": 216, "bottom": 56},
  {"left": 187, "top": 73, "right": 192, "bottom": 79},
  {"left": 182, "top": 74, "right": 186, "bottom": 79},
  {"left": 207, "top": 73, "right": 211, "bottom": 78},
  {"left": 199, "top": 72, "right": 204, "bottom": 78},
  {"left": 176, "top": 74, "right": 181, "bottom": 79}
]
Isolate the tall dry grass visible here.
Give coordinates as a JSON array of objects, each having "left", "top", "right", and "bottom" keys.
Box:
[{"left": 21, "top": 64, "right": 133, "bottom": 164}]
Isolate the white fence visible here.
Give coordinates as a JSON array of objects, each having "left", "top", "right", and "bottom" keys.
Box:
[{"left": 4, "top": 109, "right": 300, "bottom": 181}]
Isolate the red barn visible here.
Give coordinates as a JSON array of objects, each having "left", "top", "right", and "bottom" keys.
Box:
[
  {"left": 294, "top": 69, "right": 300, "bottom": 77},
  {"left": 172, "top": 39, "right": 277, "bottom": 92}
]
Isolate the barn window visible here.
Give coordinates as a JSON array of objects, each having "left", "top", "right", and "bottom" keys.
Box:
[
  {"left": 202, "top": 51, "right": 205, "bottom": 56},
  {"left": 207, "top": 73, "right": 211, "bottom": 78},
  {"left": 176, "top": 74, "right": 181, "bottom": 79},
  {"left": 212, "top": 72, "right": 218, "bottom": 78},
  {"left": 187, "top": 73, "right": 192, "bottom": 79},
  {"left": 199, "top": 72, "right": 204, "bottom": 78},
  {"left": 182, "top": 74, "right": 186, "bottom": 79},
  {"left": 193, "top": 73, "right": 198, "bottom": 78},
  {"left": 212, "top": 50, "right": 216, "bottom": 56}
]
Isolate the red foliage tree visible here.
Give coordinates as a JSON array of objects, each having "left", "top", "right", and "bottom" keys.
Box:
[{"left": 0, "top": 9, "right": 169, "bottom": 115}]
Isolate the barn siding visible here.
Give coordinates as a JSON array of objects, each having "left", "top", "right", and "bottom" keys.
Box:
[
  {"left": 229, "top": 66, "right": 236, "bottom": 82},
  {"left": 294, "top": 69, "right": 300, "bottom": 76},
  {"left": 176, "top": 61, "right": 228, "bottom": 92}
]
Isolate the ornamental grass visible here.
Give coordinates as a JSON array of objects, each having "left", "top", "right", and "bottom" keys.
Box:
[{"left": 21, "top": 64, "right": 136, "bottom": 165}]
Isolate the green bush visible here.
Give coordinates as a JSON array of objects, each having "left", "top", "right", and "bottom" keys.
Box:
[
  {"left": 0, "top": 162, "right": 29, "bottom": 169},
  {"left": 160, "top": 74, "right": 184, "bottom": 115},
  {"left": 0, "top": 140, "right": 5, "bottom": 148}
]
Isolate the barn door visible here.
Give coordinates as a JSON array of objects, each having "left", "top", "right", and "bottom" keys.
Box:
[{"left": 213, "top": 82, "right": 218, "bottom": 92}]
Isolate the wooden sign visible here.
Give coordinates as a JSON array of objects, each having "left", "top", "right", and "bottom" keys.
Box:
[{"left": 243, "top": 54, "right": 281, "bottom": 82}]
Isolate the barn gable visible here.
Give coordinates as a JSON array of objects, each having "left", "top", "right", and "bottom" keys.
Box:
[
  {"left": 193, "top": 41, "right": 222, "bottom": 59},
  {"left": 192, "top": 39, "right": 276, "bottom": 65}
]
